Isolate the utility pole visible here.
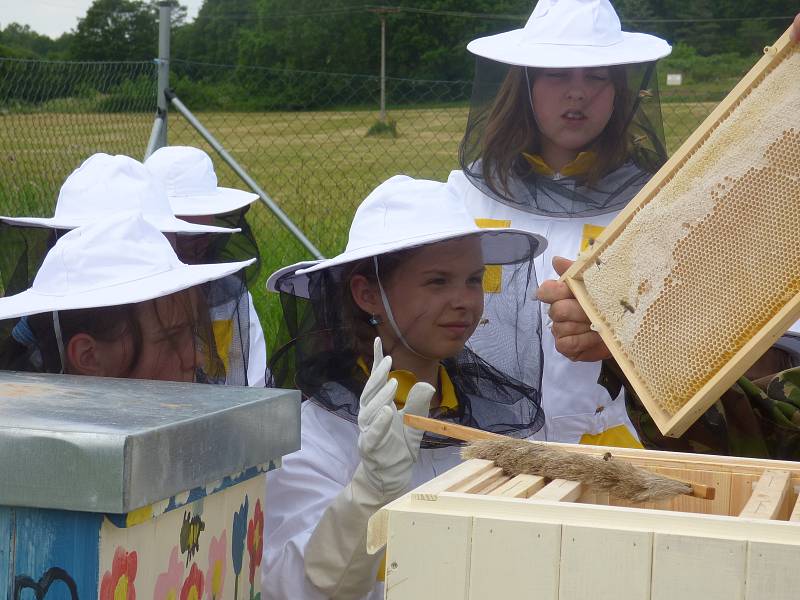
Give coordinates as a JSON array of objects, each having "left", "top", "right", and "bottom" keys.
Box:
[
  {"left": 156, "top": 1, "right": 171, "bottom": 147},
  {"left": 145, "top": 1, "right": 171, "bottom": 158},
  {"left": 368, "top": 7, "right": 399, "bottom": 123}
]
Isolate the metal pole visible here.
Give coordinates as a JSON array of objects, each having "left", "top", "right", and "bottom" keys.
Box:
[
  {"left": 144, "top": 116, "right": 164, "bottom": 160},
  {"left": 379, "top": 14, "right": 386, "bottom": 123},
  {"left": 369, "top": 7, "right": 397, "bottom": 123},
  {"left": 156, "top": 1, "right": 171, "bottom": 148},
  {"left": 167, "top": 91, "right": 325, "bottom": 260}
]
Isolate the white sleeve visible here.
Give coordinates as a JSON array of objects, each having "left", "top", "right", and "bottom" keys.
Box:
[
  {"left": 246, "top": 292, "right": 268, "bottom": 387},
  {"left": 261, "top": 402, "right": 361, "bottom": 599}
]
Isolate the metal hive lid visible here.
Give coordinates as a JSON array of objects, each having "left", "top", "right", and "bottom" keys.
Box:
[{"left": 0, "top": 371, "right": 300, "bottom": 513}]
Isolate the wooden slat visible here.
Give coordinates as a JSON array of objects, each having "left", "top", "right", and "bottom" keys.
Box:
[
  {"left": 449, "top": 467, "right": 506, "bottom": 494},
  {"left": 475, "top": 474, "right": 512, "bottom": 495},
  {"left": 530, "top": 479, "right": 583, "bottom": 502},
  {"left": 468, "top": 518, "right": 561, "bottom": 600},
  {"left": 559, "top": 525, "right": 653, "bottom": 599},
  {"left": 738, "top": 469, "right": 791, "bottom": 520},
  {"left": 652, "top": 534, "right": 747, "bottom": 599},
  {"left": 487, "top": 474, "right": 546, "bottom": 498},
  {"left": 745, "top": 541, "right": 800, "bottom": 599},
  {"left": 789, "top": 493, "right": 800, "bottom": 522},
  {"left": 384, "top": 511, "right": 472, "bottom": 600},
  {"left": 410, "top": 458, "right": 495, "bottom": 500}
]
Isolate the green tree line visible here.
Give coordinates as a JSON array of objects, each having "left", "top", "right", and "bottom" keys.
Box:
[{"left": 1, "top": 0, "right": 797, "bottom": 109}]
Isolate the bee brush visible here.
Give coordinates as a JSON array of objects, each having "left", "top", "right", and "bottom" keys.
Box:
[{"left": 403, "top": 414, "right": 714, "bottom": 503}]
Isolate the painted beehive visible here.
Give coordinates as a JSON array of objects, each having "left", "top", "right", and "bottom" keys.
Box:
[
  {"left": 562, "top": 28, "right": 800, "bottom": 437},
  {"left": 368, "top": 443, "right": 800, "bottom": 600},
  {"left": 0, "top": 371, "right": 300, "bottom": 600}
]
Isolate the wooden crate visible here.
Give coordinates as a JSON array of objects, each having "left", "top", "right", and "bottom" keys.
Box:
[
  {"left": 368, "top": 443, "right": 800, "bottom": 600},
  {"left": 561, "top": 27, "right": 800, "bottom": 437}
]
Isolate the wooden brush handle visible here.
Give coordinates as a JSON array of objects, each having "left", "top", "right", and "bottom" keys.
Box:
[
  {"left": 403, "top": 414, "right": 505, "bottom": 442},
  {"left": 403, "top": 414, "right": 715, "bottom": 501}
]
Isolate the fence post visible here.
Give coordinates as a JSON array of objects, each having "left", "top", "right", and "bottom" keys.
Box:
[
  {"left": 369, "top": 7, "right": 399, "bottom": 124},
  {"left": 145, "top": 1, "right": 171, "bottom": 158},
  {"left": 166, "top": 90, "right": 325, "bottom": 260}
]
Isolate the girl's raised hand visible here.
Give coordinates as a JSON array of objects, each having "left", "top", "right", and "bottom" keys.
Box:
[
  {"left": 536, "top": 257, "right": 612, "bottom": 363},
  {"left": 793, "top": 14, "right": 800, "bottom": 43}
]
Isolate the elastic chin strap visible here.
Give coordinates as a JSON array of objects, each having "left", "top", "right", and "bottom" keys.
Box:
[
  {"left": 372, "top": 256, "right": 433, "bottom": 361},
  {"left": 52, "top": 310, "right": 66, "bottom": 374}
]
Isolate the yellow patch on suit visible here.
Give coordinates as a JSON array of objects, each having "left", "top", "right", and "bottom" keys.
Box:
[
  {"left": 212, "top": 319, "right": 233, "bottom": 371},
  {"left": 474, "top": 218, "right": 511, "bottom": 293},
  {"left": 580, "top": 224, "right": 606, "bottom": 254},
  {"left": 579, "top": 424, "right": 644, "bottom": 449}
]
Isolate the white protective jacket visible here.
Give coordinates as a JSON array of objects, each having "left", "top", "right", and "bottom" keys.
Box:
[
  {"left": 448, "top": 167, "right": 643, "bottom": 447},
  {"left": 261, "top": 399, "right": 461, "bottom": 600}
]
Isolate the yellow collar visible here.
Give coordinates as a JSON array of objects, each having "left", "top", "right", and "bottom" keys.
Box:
[
  {"left": 356, "top": 357, "right": 458, "bottom": 411},
  {"left": 522, "top": 151, "right": 596, "bottom": 178}
]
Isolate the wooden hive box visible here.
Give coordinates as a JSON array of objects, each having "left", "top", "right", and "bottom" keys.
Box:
[
  {"left": 368, "top": 443, "right": 800, "bottom": 600},
  {"left": 0, "top": 371, "right": 300, "bottom": 600}
]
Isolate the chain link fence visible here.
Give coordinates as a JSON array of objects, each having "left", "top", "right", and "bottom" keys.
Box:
[{"left": 0, "top": 56, "right": 726, "bottom": 338}]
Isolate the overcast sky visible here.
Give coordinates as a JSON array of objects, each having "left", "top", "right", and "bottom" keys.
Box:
[{"left": 3, "top": 0, "right": 205, "bottom": 39}]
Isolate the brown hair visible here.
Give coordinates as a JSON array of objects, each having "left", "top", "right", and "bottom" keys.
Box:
[
  {"left": 480, "top": 65, "right": 632, "bottom": 196},
  {"left": 339, "top": 249, "right": 420, "bottom": 360},
  {"left": 18, "top": 289, "right": 213, "bottom": 379}
]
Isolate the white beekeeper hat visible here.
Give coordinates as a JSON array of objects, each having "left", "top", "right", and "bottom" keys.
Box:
[
  {"left": 145, "top": 146, "right": 259, "bottom": 217},
  {"left": 467, "top": 0, "right": 671, "bottom": 68},
  {"left": 267, "top": 174, "right": 547, "bottom": 297},
  {"left": 1, "top": 153, "right": 239, "bottom": 234},
  {"left": 0, "top": 212, "right": 255, "bottom": 320}
]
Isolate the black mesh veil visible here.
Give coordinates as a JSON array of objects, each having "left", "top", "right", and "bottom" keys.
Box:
[
  {"left": 0, "top": 272, "right": 250, "bottom": 385},
  {"left": 0, "top": 221, "right": 253, "bottom": 385},
  {"left": 173, "top": 206, "right": 261, "bottom": 386},
  {"left": 459, "top": 57, "right": 667, "bottom": 218},
  {"left": 174, "top": 205, "right": 261, "bottom": 286},
  {"left": 268, "top": 231, "right": 545, "bottom": 448}
]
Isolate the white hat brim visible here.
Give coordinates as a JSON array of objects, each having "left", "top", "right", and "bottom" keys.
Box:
[
  {"left": 169, "top": 187, "right": 259, "bottom": 217},
  {"left": 268, "top": 227, "right": 546, "bottom": 298},
  {"left": 0, "top": 213, "right": 240, "bottom": 235},
  {"left": 467, "top": 30, "right": 671, "bottom": 68},
  {"left": 0, "top": 258, "right": 255, "bottom": 320}
]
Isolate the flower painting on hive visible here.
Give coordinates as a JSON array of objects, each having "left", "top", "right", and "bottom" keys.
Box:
[
  {"left": 154, "top": 546, "right": 184, "bottom": 600},
  {"left": 231, "top": 495, "right": 249, "bottom": 600},
  {"left": 99, "top": 547, "right": 138, "bottom": 600},
  {"left": 247, "top": 498, "right": 264, "bottom": 599},
  {"left": 206, "top": 530, "right": 228, "bottom": 600}
]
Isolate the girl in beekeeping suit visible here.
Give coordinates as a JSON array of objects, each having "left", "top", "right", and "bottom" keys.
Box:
[
  {"left": 0, "top": 153, "right": 259, "bottom": 386},
  {"left": 145, "top": 145, "right": 268, "bottom": 387},
  {"left": 261, "top": 175, "right": 546, "bottom": 599},
  {"left": 447, "top": 0, "right": 671, "bottom": 447},
  {"left": 451, "top": 1, "right": 800, "bottom": 455},
  {"left": 0, "top": 212, "right": 254, "bottom": 383}
]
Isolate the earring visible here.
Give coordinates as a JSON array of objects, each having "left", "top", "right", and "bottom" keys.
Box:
[{"left": 368, "top": 314, "right": 382, "bottom": 326}]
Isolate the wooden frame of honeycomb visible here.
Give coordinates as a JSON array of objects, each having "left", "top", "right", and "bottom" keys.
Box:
[{"left": 562, "top": 28, "right": 800, "bottom": 438}]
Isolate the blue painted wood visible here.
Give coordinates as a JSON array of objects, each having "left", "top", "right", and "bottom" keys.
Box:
[
  {"left": 12, "top": 507, "right": 102, "bottom": 600},
  {"left": 0, "top": 506, "right": 14, "bottom": 600}
]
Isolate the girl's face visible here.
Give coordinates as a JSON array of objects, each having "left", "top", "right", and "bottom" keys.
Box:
[
  {"left": 77, "top": 293, "right": 199, "bottom": 382},
  {"left": 531, "top": 67, "right": 616, "bottom": 168},
  {"left": 373, "top": 237, "right": 486, "bottom": 361}
]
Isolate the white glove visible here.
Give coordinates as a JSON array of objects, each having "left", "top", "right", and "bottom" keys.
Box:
[
  {"left": 357, "top": 337, "right": 434, "bottom": 498},
  {"left": 305, "top": 338, "right": 434, "bottom": 599}
]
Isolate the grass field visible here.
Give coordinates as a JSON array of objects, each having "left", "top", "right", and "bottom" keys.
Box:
[{"left": 0, "top": 101, "right": 718, "bottom": 339}]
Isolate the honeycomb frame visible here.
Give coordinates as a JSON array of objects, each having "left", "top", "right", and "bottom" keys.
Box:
[{"left": 562, "top": 28, "right": 800, "bottom": 438}]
